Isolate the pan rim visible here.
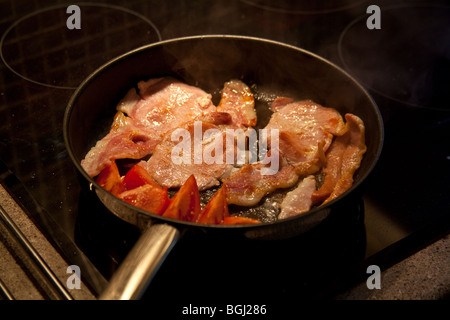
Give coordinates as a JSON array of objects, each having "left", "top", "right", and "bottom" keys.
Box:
[{"left": 63, "top": 34, "right": 384, "bottom": 231}]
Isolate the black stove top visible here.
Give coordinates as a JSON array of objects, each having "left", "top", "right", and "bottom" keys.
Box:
[{"left": 0, "top": 0, "right": 449, "bottom": 305}]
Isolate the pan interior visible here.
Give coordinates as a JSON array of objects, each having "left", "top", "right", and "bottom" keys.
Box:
[{"left": 65, "top": 36, "right": 383, "bottom": 226}]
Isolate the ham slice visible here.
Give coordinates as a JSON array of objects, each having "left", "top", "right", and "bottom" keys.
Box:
[
  {"left": 278, "top": 175, "right": 316, "bottom": 219},
  {"left": 265, "top": 100, "right": 347, "bottom": 176},
  {"left": 140, "top": 80, "right": 258, "bottom": 191},
  {"left": 216, "top": 79, "right": 257, "bottom": 128},
  {"left": 117, "top": 77, "right": 216, "bottom": 131},
  {"left": 267, "top": 99, "right": 347, "bottom": 137},
  {"left": 312, "top": 113, "right": 367, "bottom": 204},
  {"left": 81, "top": 112, "right": 160, "bottom": 178},
  {"left": 141, "top": 120, "right": 234, "bottom": 191},
  {"left": 222, "top": 100, "right": 348, "bottom": 207},
  {"left": 81, "top": 77, "right": 216, "bottom": 177},
  {"left": 223, "top": 161, "right": 299, "bottom": 206},
  {"left": 270, "top": 96, "right": 294, "bottom": 112}
]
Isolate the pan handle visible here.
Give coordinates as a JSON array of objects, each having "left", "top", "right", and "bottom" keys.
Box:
[{"left": 99, "top": 223, "right": 180, "bottom": 300}]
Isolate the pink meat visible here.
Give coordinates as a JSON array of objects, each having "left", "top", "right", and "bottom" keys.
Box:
[
  {"left": 222, "top": 99, "right": 347, "bottom": 207},
  {"left": 265, "top": 99, "right": 346, "bottom": 176},
  {"left": 313, "top": 113, "right": 367, "bottom": 205},
  {"left": 223, "top": 161, "right": 299, "bottom": 207},
  {"left": 140, "top": 80, "right": 258, "bottom": 190},
  {"left": 81, "top": 77, "right": 216, "bottom": 177},
  {"left": 118, "top": 77, "right": 216, "bottom": 132},
  {"left": 216, "top": 79, "right": 257, "bottom": 128},
  {"left": 270, "top": 96, "right": 294, "bottom": 112},
  {"left": 278, "top": 175, "right": 316, "bottom": 219},
  {"left": 141, "top": 120, "right": 234, "bottom": 191}
]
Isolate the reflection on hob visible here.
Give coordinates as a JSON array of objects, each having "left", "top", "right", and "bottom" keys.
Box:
[
  {"left": 0, "top": 3, "right": 161, "bottom": 89},
  {"left": 0, "top": 1, "right": 162, "bottom": 237},
  {"left": 241, "top": 0, "right": 367, "bottom": 14},
  {"left": 75, "top": 185, "right": 366, "bottom": 299},
  {"left": 337, "top": 3, "right": 450, "bottom": 256},
  {"left": 338, "top": 4, "right": 450, "bottom": 110}
]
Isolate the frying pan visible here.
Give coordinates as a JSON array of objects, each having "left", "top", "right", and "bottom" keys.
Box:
[{"left": 63, "top": 35, "right": 383, "bottom": 300}]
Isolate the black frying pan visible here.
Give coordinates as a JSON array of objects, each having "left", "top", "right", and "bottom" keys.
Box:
[{"left": 63, "top": 35, "right": 383, "bottom": 300}]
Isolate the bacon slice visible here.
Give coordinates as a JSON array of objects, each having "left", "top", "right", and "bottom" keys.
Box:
[
  {"left": 267, "top": 99, "right": 347, "bottom": 137},
  {"left": 216, "top": 79, "right": 257, "bottom": 128},
  {"left": 278, "top": 175, "right": 316, "bottom": 219},
  {"left": 265, "top": 100, "right": 347, "bottom": 176},
  {"left": 81, "top": 111, "right": 159, "bottom": 178},
  {"left": 223, "top": 161, "right": 299, "bottom": 206},
  {"left": 276, "top": 130, "right": 327, "bottom": 176},
  {"left": 141, "top": 120, "right": 234, "bottom": 191},
  {"left": 141, "top": 80, "right": 258, "bottom": 191},
  {"left": 81, "top": 77, "right": 216, "bottom": 177},
  {"left": 312, "top": 113, "right": 367, "bottom": 204},
  {"left": 222, "top": 100, "right": 346, "bottom": 207},
  {"left": 118, "top": 77, "right": 216, "bottom": 130},
  {"left": 270, "top": 97, "right": 294, "bottom": 112}
]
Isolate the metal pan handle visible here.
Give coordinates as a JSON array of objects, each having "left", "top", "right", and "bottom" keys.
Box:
[{"left": 99, "top": 223, "right": 180, "bottom": 300}]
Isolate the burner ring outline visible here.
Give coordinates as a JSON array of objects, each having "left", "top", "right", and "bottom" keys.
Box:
[{"left": 0, "top": 3, "right": 162, "bottom": 90}]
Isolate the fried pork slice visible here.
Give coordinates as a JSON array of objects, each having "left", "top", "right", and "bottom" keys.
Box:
[
  {"left": 216, "top": 79, "right": 257, "bottom": 128},
  {"left": 117, "top": 77, "right": 216, "bottom": 131},
  {"left": 81, "top": 111, "right": 160, "bottom": 178},
  {"left": 81, "top": 77, "right": 216, "bottom": 177},
  {"left": 278, "top": 175, "right": 316, "bottom": 220},
  {"left": 223, "top": 161, "right": 299, "bottom": 207},
  {"left": 141, "top": 80, "right": 258, "bottom": 191},
  {"left": 265, "top": 99, "right": 347, "bottom": 176},
  {"left": 276, "top": 130, "right": 328, "bottom": 176},
  {"left": 267, "top": 99, "right": 347, "bottom": 136},
  {"left": 141, "top": 120, "right": 234, "bottom": 191},
  {"left": 270, "top": 97, "right": 294, "bottom": 112},
  {"left": 222, "top": 99, "right": 346, "bottom": 207},
  {"left": 312, "top": 113, "right": 367, "bottom": 205}
]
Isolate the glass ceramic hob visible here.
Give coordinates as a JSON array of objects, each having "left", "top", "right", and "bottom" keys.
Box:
[{"left": 0, "top": 0, "right": 449, "bottom": 303}]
